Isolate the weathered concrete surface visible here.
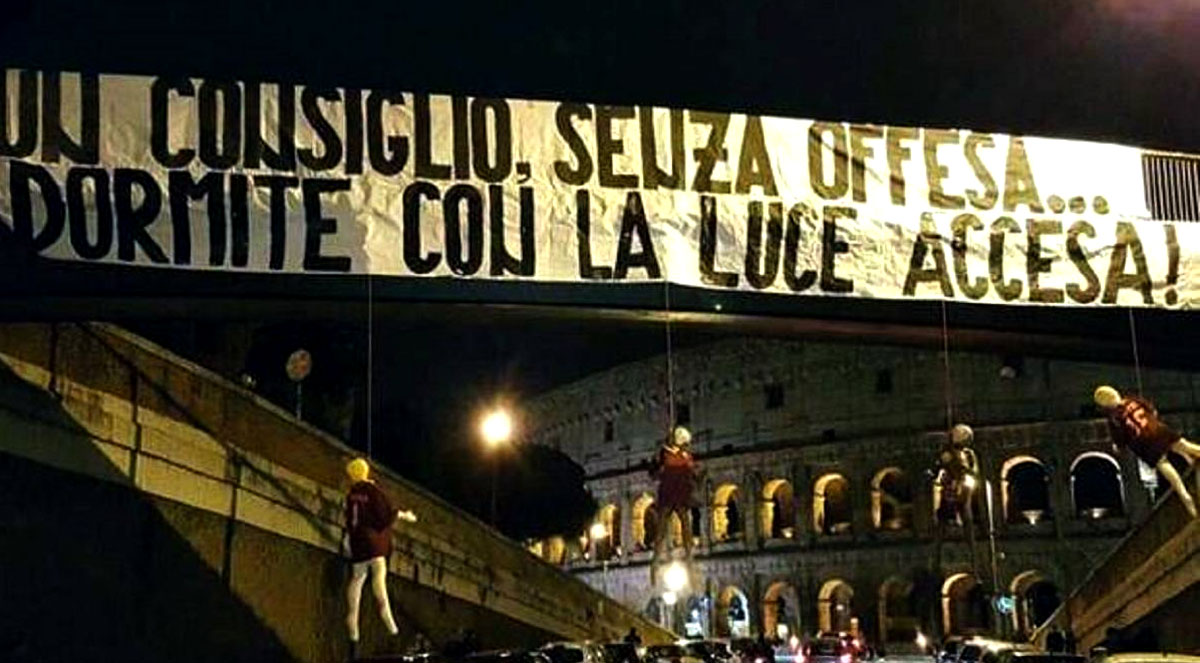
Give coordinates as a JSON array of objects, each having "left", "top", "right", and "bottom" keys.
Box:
[
  {"left": 1032, "top": 468, "right": 1199, "bottom": 653},
  {"left": 0, "top": 322, "right": 670, "bottom": 663}
]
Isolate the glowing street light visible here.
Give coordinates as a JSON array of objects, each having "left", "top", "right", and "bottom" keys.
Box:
[
  {"left": 664, "top": 561, "right": 689, "bottom": 593},
  {"left": 662, "top": 590, "right": 678, "bottom": 606},
  {"left": 590, "top": 521, "right": 609, "bottom": 541},
  {"left": 915, "top": 631, "right": 928, "bottom": 651},
  {"left": 481, "top": 408, "right": 513, "bottom": 447}
]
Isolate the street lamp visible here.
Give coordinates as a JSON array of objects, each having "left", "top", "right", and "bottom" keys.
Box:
[
  {"left": 480, "top": 407, "right": 513, "bottom": 526},
  {"left": 590, "top": 521, "right": 608, "bottom": 541},
  {"left": 664, "top": 561, "right": 689, "bottom": 593}
]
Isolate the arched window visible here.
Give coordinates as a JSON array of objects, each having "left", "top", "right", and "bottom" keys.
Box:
[
  {"left": 942, "top": 573, "right": 988, "bottom": 635},
  {"left": 716, "top": 586, "right": 751, "bottom": 638},
  {"left": 1002, "top": 456, "right": 1052, "bottom": 524},
  {"left": 595, "top": 504, "right": 620, "bottom": 560},
  {"left": 632, "top": 494, "right": 656, "bottom": 551},
  {"left": 1071, "top": 452, "right": 1125, "bottom": 519},
  {"left": 878, "top": 577, "right": 916, "bottom": 645},
  {"left": 814, "top": 474, "right": 852, "bottom": 535},
  {"left": 713, "top": 483, "right": 743, "bottom": 542},
  {"left": 872, "top": 468, "right": 914, "bottom": 531},
  {"left": 818, "top": 579, "right": 855, "bottom": 633},
  {"left": 763, "top": 581, "right": 801, "bottom": 639},
  {"left": 1010, "top": 570, "right": 1061, "bottom": 635},
  {"left": 762, "top": 479, "right": 797, "bottom": 539}
]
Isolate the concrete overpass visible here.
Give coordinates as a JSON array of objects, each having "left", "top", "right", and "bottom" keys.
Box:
[
  {"left": 1033, "top": 465, "right": 1199, "bottom": 653},
  {"left": 0, "top": 322, "right": 670, "bottom": 663}
]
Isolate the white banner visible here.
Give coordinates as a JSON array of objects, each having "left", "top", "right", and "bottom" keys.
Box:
[{"left": 1, "top": 69, "right": 1195, "bottom": 308}]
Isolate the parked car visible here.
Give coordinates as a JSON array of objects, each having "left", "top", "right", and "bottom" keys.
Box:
[
  {"left": 645, "top": 644, "right": 704, "bottom": 663},
  {"left": 541, "top": 643, "right": 608, "bottom": 663},
  {"left": 984, "top": 652, "right": 1083, "bottom": 663},
  {"left": 603, "top": 642, "right": 645, "bottom": 663},
  {"left": 685, "top": 641, "right": 735, "bottom": 663},
  {"left": 938, "top": 639, "right": 967, "bottom": 663},
  {"left": 805, "top": 636, "right": 853, "bottom": 663},
  {"left": 1089, "top": 654, "right": 1200, "bottom": 663},
  {"left": 465, "top": 650, "right": 554, "bottom": 663}
]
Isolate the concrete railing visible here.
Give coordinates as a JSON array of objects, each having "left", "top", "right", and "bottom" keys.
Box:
[{"left": 0, "top": 322, "right": 671, "bottom": 660}]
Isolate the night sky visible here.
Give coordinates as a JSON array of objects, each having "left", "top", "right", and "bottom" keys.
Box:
[{"left": 7, "top": 0, "right": 1200, "bottom": 528}]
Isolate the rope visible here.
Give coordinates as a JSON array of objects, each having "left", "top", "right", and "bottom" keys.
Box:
[
  {"left": 664, "top": 271, "right": 676, "bottom": 434},
  {"left": 1128, "top": 308, "right": 1145, "bottom": 396},
  {"left": 367, "top": 271, "right": 374, "bottom": 458},
  {"left": 940, "top": 299, "right": 954, "bottom": 430}
]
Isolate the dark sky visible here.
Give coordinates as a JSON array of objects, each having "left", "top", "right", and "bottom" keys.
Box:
[{"left": 2, "top": 0, "right": 1200, "bottom": 151}]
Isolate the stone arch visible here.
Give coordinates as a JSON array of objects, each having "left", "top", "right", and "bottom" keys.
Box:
[
  {"left": 632, "top": 494, "right": 656, "bottom": 551},
  {"left": 942, "top": 573, "right": 988, "bottom": 635},
  {"left": 1071, "top": 452, "right": 1125, "bottom": 518},
  {"left": 762, "top": 478, "right": 797, "bottom": 539},
  {"left": 1002, "top": 455, "right": 1052, "bottom": 524},
  {"left": 871, "top": 467, "right": 914, "bottom": 531},
  {"left": 595, "top": 503, "right": 620, "bottom": 559},
  {"left": 1010, "top": 570, "right": 1061, "bottom": 635},
  {"left": 814, "top": 473, "right": 852, "bottom": 535},
  {"left": 878, "top": 576, "right": 916, "bottom": 645},
  {"left": 763, "top": 581, "right": 801, "bottom": 639},
  {"left": 713, "top": 483, "right": 743, "bottom": 542},
  {"left": 818, "top": 578, "right": 855, "bottom": 634},
  {"left": 716, "top": 586, "right": 751, "bottom": 638}
]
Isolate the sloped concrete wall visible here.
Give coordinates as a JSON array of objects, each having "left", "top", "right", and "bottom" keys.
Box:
[{"left": 0, "top": 322, "right": 670, "bottom": 662}]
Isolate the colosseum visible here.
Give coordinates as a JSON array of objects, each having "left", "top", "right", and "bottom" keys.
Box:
[{"left": 520, "top": 337, "right": 1200, "bottom": 650}]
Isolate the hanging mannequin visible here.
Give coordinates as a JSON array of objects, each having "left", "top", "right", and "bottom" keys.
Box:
[
  {"left": 343, "top": 457, "right": 418, "bottom": 645},
  {"left": 1094, "top": 386, "right": 1200, "bottom": 517},
  {"left": 648, "top": 425, "right": 700, "bottom": 585},
  {"left": 933, "top": 424, "right": 980, "bottom": 525}
]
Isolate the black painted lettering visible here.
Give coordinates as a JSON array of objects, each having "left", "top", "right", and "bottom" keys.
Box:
[
  {"left": 902, "top": 213, "right": 953, "bottom": 297},
  {"left": 1002, "top": 137, "right": 1044, "bottom": 212},
  {"left": 254, "top": 175, "right": 299, "bottom": 270},
  {"left": 639, "top": 107, "right": 684, "bottom": 190},
  {"left": 0, "top": 70, "right": 37, "bottom": 158},
  {"left": 809, "top": 122, "right": 848, "bottom": 200},
  {"left": 243, "top": 82, "right": 296, "bottom": 171},
  {"left": 849, "top": 124, "right": 883, "bottom": 203},
  {"left": 10, "top": 162, "right": 65, "bottom": 251},
  {"left": 298, "top": 87, "right": 344, "bottom": 171},
  {"left": 151, "top": 77, "right": 196, "bottom": 168},
  {"left": 41, "top": 72, "right": 99, "bottom": 165},
  {"left": 613, "top": 191, "right": 660, "bottom": 279},
  {"left": 443, "top": 184, "right": 485, "bottom": 275},
  {"left": 471, "top": 98, "right": 513, "bottom": 183},
  {"left": 950, "top": 213, "right": 988, "bottom": 299},
  {"left": 783, "top": 203, "right": 818, "bottom": 292},
  {"left": 735, "top": 116, "right": 777, "bottom": 196},
  {"left": 554, "top": 104, "right": 593, "bottom": 186},
  {"left": 821, "top": 206, "right": 854, "bottom": 292},
  {"left": 402, "top": 181, "right": 442, "bottom": 274},
  {"left": 744, "top": 201, "right": 783, "bottom": 289},
  {"left": 168, "top": 170, "right": 226, "bottom": 266},
  {"left": 198, "top": 81, "right": 242, "bottom": 169},
  {"left": 886, "top": 126, "right": 918, "bottom": 205},
  {"left": 66, "top": 168, "right": 113, "bottom": 260},
  {"left": 344, "top": 89, "right": 364, "bottom": 175},
  {"left": 963, "top": 133, "right": 998, "bottom": 210},
  {"left": 489, "top": 185, "right": 535, "bottom": 276},
  {"left": 229, "top": 174, "right": 250, "bottom": 267},
  {"left": 595, "top": 105, "right": 638, "bottom": 189},
  {"left": 989, "top": 217, "right": 1022, "bottom": 301},
  {"left": 453, "top": 97, "right": 470, "bottom": 179},
  {"left": 1066, "top": 221, "right": 1100, "bottom": 304},
  {"left": 924, "top": 129, "right": 964, "bottom": 209},
  {"left": 414, "top": 94, "right": 451, "bottom": 179},
  {"left": 699, "top": 195, "right": 738, "bottom": 287},
  {"left": 1102, "top": 222, "right": 1153, "bottom": 305},
  {"left": 366, "top": 91, "right": 409, "bottom": 176},
  {"left": 575, "top": 189, "right": 612, "bottom": 279},
  {"left": 1027, "top": 219, "right": 1063, "bottom": 303},
  {"left": 302, "top": 178, "right": 352, "bottom": 272},
  {"left": 113, "top": 169, "right": 167, "bottom": 263},
  {"left": 691, "top": 111, "right": 731, "bottom": 194}
]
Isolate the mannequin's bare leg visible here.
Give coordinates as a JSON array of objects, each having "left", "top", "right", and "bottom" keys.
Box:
[
  {"left": 1172, "top": 438, "right": 1200, "bottom": 466},
  {"left": 1158, "top": 458, "right": 1198, "bottom": 518}
]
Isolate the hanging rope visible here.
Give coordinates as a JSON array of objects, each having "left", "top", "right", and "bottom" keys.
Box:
[
  {"left": 664, "top": 270, "right": 676, "bottom": 434},
  {"left": 940, "top": 299, "right": 954, "bottom": 430},
  {"left": 366, "top": 271, "right": 375, "bottom": 458},
  {"left": 1128, "top": 308, "right": 1145, "bottom": 396}
]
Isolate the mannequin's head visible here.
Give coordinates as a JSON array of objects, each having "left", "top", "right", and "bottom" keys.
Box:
[
  {"left": 1094, "top": 385, "right": 1122, "bottom": 410},
  {"left": 950, "top": 423, "right": 974, "bottom": 447},
  {"left": 346, "top": 457, "right": 371, "bottom": 483},
  {"left": 672, "top": 426, "right": 692, "bottom": 449}
]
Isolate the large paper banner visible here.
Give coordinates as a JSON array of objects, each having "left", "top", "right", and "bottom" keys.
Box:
[{"left": 1, "top": 70, "right": 1194, "bottom": 308}]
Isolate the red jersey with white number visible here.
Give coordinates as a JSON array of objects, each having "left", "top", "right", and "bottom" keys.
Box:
[
  {"left": 1107, "top": 395, "right": 1179, "bottom": 465},
  {"left": 345, "top": 480, "right": 394, "bottom": 562}
]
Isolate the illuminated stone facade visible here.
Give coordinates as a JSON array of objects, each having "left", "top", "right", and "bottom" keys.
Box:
[{"left": 522, "top": 338, "right": 1200, "bottom": 648}]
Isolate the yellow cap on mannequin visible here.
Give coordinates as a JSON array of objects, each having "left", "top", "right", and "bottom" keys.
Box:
[
  {"left": 346, "top": 458, "right": 370, "bottom": 483},
  {"left": 1094, "top": 386, "right": 1121, "bottom": 409}
]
